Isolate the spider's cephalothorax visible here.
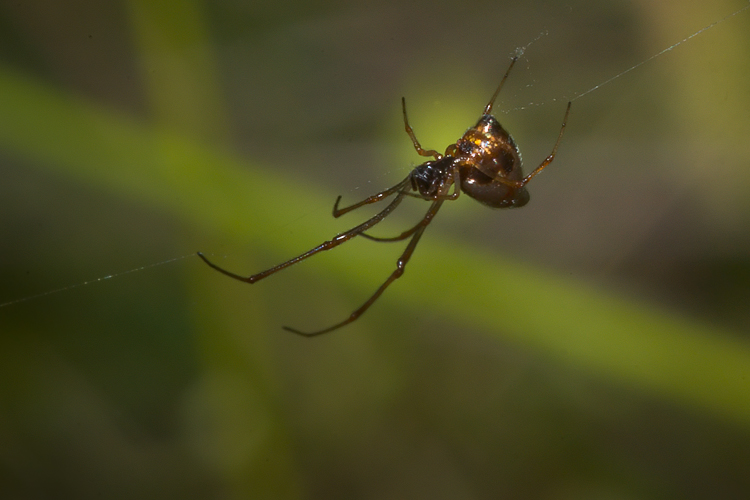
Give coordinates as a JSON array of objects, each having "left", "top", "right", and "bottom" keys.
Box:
[
  {"left": 198, "top": 55, "right": 572, "bottom": 336},
  {"left": 409, "top": 157, "right": 457, "bottom": 198}
]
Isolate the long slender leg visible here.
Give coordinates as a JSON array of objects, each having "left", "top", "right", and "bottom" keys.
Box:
[
  {"left": 284, "top": 199, "right": 446, "bottom": 336},
  {"left": 520, "top": 101, "right": 572, "bottom": 184},
  {"left": 332, "top": 176, "right": 411, "bottom": 218},
  {"left": 402, "top": 97, "right": 441, "bottom": 160},
  {"left": 360, "top": 202, "right": 437, "bottom": 242},
  {"left": 483, "top": 56, "right": 518, "bottom": 115},
  {"left": 360, "top": 224, "right": 420, "bottom": 242},
  {"left": 197, "top": 189, "right": 409, "bottom": 284},
  {"left": 492, "top": 101, "right": 572, "bottom": 189}
]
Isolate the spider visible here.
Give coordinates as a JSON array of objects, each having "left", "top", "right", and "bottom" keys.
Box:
[{"left": 198, "top": 55, "right": 571, "bottom": 336}]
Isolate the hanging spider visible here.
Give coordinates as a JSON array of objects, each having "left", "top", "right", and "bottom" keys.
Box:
[{"left": 198, "top": 55, "right": 572, "bottom": 336}]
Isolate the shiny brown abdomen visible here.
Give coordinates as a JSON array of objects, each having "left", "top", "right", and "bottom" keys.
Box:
[{"left": 453, "top": 115, "right": 530, "bottom": 208}]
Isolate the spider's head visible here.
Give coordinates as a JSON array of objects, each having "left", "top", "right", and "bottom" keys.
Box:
[{"left": 410, "top": 156, "right": 457, "bottom": 198}]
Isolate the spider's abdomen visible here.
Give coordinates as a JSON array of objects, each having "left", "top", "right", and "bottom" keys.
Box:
[
  {"left": 456, "top": 115, "right": 523, "bottom": 181},
  {"left": 455, "top": 114, "right": 530, "bottom": 208}
]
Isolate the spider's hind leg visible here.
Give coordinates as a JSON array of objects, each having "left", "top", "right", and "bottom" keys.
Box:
[
  {"left": 284, "top": 198, "right": 446, "bottom": 336},
  {"left": 332, "top": 176, "right": 412, "bottom": 217}
]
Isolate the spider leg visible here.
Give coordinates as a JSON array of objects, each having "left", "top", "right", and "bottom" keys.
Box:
[
  {"left": 492, "top": 101, "right": 572, "bottom": 189},
  {"left": 483, "top": 56, "right": 518, "bottom": 115},
  {"left": 284, "top": 199, "right": 446, "bottom": 336},
  {"left": 519, "top": 101, "right": 571, "bottom": 184},
  {"left": 197, "top": 188, "right": 409, "bottom": 284},
  {"left": 402, "top": 97, "right": 441, "bottom": 160},
  {"left": 360, "top": 225, "right": 419, "bottom": 242},
  {"left": 333, "top": 176, "right": 411, "bottom": 217}
]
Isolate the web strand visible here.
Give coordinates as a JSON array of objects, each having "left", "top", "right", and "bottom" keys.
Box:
[
  {"left": 571, "top": 2, "right": 750, "bottom": 101},
  {"left": 0, "top": 254, "right": 194, "bottom": 308}
]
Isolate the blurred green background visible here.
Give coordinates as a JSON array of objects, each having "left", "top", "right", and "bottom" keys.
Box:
[{"left": 2, "top": 0, "right": 750, "bottom": 498}]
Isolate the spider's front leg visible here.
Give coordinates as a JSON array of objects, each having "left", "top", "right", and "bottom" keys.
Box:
[
  {"left": 197, "top": 185, "right": 410, "bottom": 285},
  {"left": 332, "top": 176, "right": 411, "bottom": 217}
]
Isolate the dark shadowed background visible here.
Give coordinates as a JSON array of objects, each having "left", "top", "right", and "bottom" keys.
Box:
[{"left": 2, "top": 0, "right": 750, "bottom": 498}]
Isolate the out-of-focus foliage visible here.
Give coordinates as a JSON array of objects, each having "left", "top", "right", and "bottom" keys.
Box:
[{"left": 1, "top": 0, "right": 750, "bottom": 498}]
